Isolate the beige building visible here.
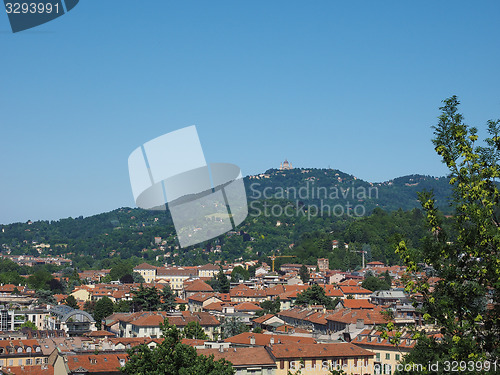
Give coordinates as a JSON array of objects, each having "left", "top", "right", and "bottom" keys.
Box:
[
  {"left": 133, "top": 263, "right": 157, "bottom": 283},
  {"left": 117, "top": 311, "right": 220, "bottom": 340},
  {"left": 271, "top": 342, "right": 374, "bottom": 375},
  {"left": 197, "top": 264, "right": 219, "bottom": 278},
  {"left": 353, "top": 329, "right": 415, "bottom": 374}
]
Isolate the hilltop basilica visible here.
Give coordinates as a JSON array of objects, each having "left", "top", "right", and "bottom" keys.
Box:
[{"left": 279, "top": 159, "right": 293, "bottom": 170}]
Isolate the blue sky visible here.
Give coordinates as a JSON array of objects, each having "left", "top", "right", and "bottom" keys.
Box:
[{"left": 1, "top": 0, "right": 499, "bottom": 224}]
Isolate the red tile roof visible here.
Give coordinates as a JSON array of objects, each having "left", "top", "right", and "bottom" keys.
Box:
[
  {"left": 271, "top": 342, "right": 373, "bottom": 359},
  {"left": 224, "top": 332, "right": 316, "bottom": 346},
  {"left": 184, "top": 279, "right": 214, "bottom": 292},
  {"left": 197, "top": 347, "right": 275, "bottom": 367},
  {"left": 234, "top": 302, "right": 263, "bottom": 311},
  {"left": 339, "top": 286, "right": 373, "bottom": 294},
  {"left": 66, "top": 353, "right": 128, "bottom": 373},
  {"left": 341, "top": 299, "right": 376, "bottom": 309}
]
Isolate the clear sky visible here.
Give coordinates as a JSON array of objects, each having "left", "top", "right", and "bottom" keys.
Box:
[{"left": 1, "top": 1, "right": 499, "bottom": 224}]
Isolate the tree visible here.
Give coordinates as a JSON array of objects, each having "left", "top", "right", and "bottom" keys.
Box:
[
  {"left": 122, "top": 318, "right": 234, "bottom": 375},
  {"left": 183, "top": 321, "right": 208, "bottom": 340},
  {"left": 19, "top": 320, "right": 38, "bottom": 331},
  {"left": 27, "top": 269, "right": 52, "bottom": 290},
  {"left": 35, "top": 289, "right": 56, "bottom": 305},
  {"left": 120, "top": 274, "right": 134, "bottom": 284},
  {"left": 114, "top": 300, "right": 131, "bottom": 313},
  {"left": 230, "top": 266, "right": 250, "bottom": 282},
  {"left": 361, "top": 275, "right": 390, "bottom": 291},
  {"left": 133, "top": 284, "right": 161, "bottom": 311},
  {"left": 299, "top": 264, "right": 310, "bottom": 284},
  {"left": 48, "top": 278, "right": 65, "bottom": 293},
  {"left": 64, "top": 295, "right": 79, "bottom": 309},
  {"left": 161, "top": 285, "right": 176, "bottom": 311},
  {"left": 179, "top": 303, "right": 186, "bottom": 311},
  {"left": 396, "top": 96, "right": 500, "bottom": 373},
  {"left": 382, "top": 270, "right": 392, "bottom": 287},
  {"left": 294, "top": 285, "right": 338, "bottom": 309},
  {"left": 93, "top": 296, "right": 114, "bottom": 330},
  {"left": 132, "top": 271, "right": 145, "bottom": 283},
  {"left": 210, "top": 267, "right": 230, "bottom": 293},
  {"left": 221, "top": 317, "right": 246, "bottom": 339},
  {"left": 260, "top": 297, "right": 281, "bottom": 315},
  {"left": 84, "top": 300, "right": 96, "bottom": 314},
  {"left": 109, "top": 261, "right": 133, "bottom": 281}
]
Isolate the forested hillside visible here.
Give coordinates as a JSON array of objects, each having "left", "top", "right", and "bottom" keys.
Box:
[{"left": 0, "top": 168, "right": 453, "bottom": 271}]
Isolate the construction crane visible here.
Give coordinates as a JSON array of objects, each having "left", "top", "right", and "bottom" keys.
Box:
[{"left": 268, "top": 254, "right": 296, "bottom": 272}]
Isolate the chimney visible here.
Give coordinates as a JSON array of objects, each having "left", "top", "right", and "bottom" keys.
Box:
[
  {"left": 250, "top": 336, "right": 255, "bottom": 345},
  {"left": 356, "top": 319, "right": 364, "bottom": 329},
  {"left": 270, "top": 337, "right": 274, "bottom": 345},
  {"left": 219, "top": 345, "right": 224, "bottom": 353}
]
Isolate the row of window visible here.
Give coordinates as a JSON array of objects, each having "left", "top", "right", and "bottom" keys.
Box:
[
  {"left": 0, "top": 357, "right": 48, "bottom": 366},
  {"left": 375, "top": 353, "right": 401, "bottom": 361},
  {"left": 279, "top": 358, "right": 369, "bottom": 369}
]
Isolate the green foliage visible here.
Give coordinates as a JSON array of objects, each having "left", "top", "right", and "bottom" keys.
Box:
[
  {"left": 183, "top": 321, "right": 208, "bottom": 340},
  {"left": 27, "top": 269, "right": 53, "bottom": 290},
  {"left": 122, "top": 318, "right": 234, "bottom": 375},
  {"left": 84, "top": 300, "right": 96, "bottom": 314},
  {"left": 64, "top": 295, "right": 79, "bottom": 309},
  {"left": 209, "top": 267, "right": 230, "bottom": 293},
  {"left": 295, "top": 285, "right": 338, "bottom": 309},
  {"left": 35, "top": 289, "right": 56, "bottom": 305},
  {"left": 253, "top": 326, "right": 262, "bottom": 333},
  {"left": 361, "top": 275, "right": 390, "bottom": 291},
  {"left": 299, "top": 264, "right": 310, "bottom": 284},
  {"left": 396, "top": 97, "right": 500, "bottom": 373},
  {"left": 221, "top": 317, "right": 246, "bottom": 339},
  {"left": 160, "top": 285, "right": 176, "bottom": 311},
  {"left": 260, "top": 297, "right": 281, "bottom": 315},
  {"left": 133, "top": 271, "right": 145, "bottom": 283},
  {"left": 0, "top": 168, "right": 453, "bottom": 270},
  {"left": 110, "top": 261, "right": 134, "bottom": 281},
  {"left": 120, "top": 274, "right": 134, "bottom": 284},
  {"left": 48, "top": 278, "right": 65, "bottom": 293},
  {"left": 114, "top": 300, "right": 131, "bottom": 313},
  {"left": 18, "top": 320, "right": 38, "bottom": 331},
  {"left": 133, "top": 284, "right": 161, "bottom": 311},
  {"left": 93, "top": 296, "right": 114, "bottom": 330},
  {"left": 230, "top": 266, "right": 250, "bottom": 282}
]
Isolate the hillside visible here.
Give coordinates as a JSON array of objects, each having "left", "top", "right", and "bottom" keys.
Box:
[{"left": 0, "top": 167, "right": 453, "bottom": 270}]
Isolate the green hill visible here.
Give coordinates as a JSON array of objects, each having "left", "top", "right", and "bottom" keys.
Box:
[{"left": 0, "top": 168, "right": 453, "bottom": 270}]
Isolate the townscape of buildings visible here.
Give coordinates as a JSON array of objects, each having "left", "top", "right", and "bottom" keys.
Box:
[{"left": 0, "top": 254, "right": 443, "bottom": 375}]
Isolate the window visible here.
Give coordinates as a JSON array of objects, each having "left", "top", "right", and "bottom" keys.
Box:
[
  {"left": 9, "top": 360, "right": 13, "bottom": 366},
  {"left": 385, "top": 353, "right": 390, "bottom": 360},
  {"left": 26, "top": 359, "right": 32, "bottom": 365},
  {"left": 376, "top": 353, "right": 380, "bottom": 361},
  {"left": 280, "top": 360, "right": 284, "bottom": 369},
  {"left": 44, "top": 358, "right": 49, "bottom": 364},
  {"left": 36, "top": 358, "right": 42, "bottom": 365},
  {"left": 396, "top": 354, "right": 400, "bottom": 361}
]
